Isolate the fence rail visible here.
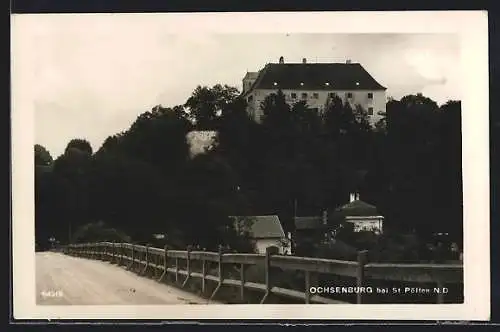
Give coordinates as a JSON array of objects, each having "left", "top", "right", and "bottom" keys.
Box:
[{"left": 63, "top": 242, "right": 463, "bottom": 304}]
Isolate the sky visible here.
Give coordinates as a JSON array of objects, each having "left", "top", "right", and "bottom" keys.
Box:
[{"left": 22, "top": 18, "right": 461, "bottom": 158}]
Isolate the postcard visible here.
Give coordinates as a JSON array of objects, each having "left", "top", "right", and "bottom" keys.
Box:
[{"left": 11, "top": 10, "right": 489, "bottom": 321}]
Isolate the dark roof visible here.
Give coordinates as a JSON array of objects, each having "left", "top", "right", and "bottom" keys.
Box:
[
  {"left": 294, "top": 216, "right": 327, "bottom": 230},
  {"left": 335, "top": 200, "right": 381, "bottom": 217},
  {"left": 245, "top": 62, "right": 386, "bottom": 93},
  {"left": 232, "top": 215, "right": 286, "bottom": 239}
]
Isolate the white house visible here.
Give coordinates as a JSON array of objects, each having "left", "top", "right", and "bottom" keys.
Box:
[
  {"left": 241, "top": 56, "right": 387, "bottom": 125},
  {"left": 232, "top": 215, "right": 292, "bottom": 255},
  {"left": 336, "top": 193, "right": 384, "bottom": 234}
]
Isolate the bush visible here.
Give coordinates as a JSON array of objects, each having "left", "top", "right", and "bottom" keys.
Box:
[{"left": 72, "top": 221, "right": 131, "bottom": 243}]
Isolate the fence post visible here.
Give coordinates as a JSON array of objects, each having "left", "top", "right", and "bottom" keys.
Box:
[
  {"left": 128, "top": 245, "right": 135, "bottom": 270},
  {"left": 356, "top": 250, "right": 368, "bottom": 304},
  {"left": 201, "top": 249, "right": 207, "bottom": 294},
  {"left": 98, "top": 243, "right": 102, "bottom": 260},
  {"left": 182, "top": 245, "right": 192, "bottom": 288},
  {"left": 305, "top": 271, "right": 311, "bottom": 304},
  {"left": 153, "top": 252, "right": 159, "bottom": 279},
  {"left": 159, "top": 245, "right": 168, "bottom": 282},
  {"left": 111, "top": 242, "right": 116, "bottom": 263},
  {"left": 175, "top": 256, "right": 179, "bottom": 284},
  {"left": 209, "top": 245, "right": 224, "bottom": 301},
  {"left": 141, "top": 244, "right": 149, "bottom": 275},
  {"left": 118, "top": 243, "right": 123, "bottom": 266},
  {"left": 261, "top": 246, "right": 277, "bottom": 304},
  {"left": 240, "top": 263, "right": 246, "bottom": 303}
]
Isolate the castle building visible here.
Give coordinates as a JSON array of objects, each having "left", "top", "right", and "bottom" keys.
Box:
[{"left": 241, "top": 56, "right": 387, "bottom": 125}]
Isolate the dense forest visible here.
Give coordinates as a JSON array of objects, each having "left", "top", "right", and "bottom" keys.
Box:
[{"left": 35, "top": 84, "right": 463, "bottom": 258}]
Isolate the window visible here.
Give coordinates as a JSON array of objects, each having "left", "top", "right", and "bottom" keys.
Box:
[
  {"left": 311, "top": 108, "right": 319, "bottom": 113},
  {"left": 313, "top": 93, "right": 319, "bottom": 99},
  {"left": 301, "top": 92, "right": 308, "bottom": 99},
  {"left": 367, "top": 92, "right": 373, "bottom": 99},
  {"left": 291, "top": 93, "right": 297, "bottom": 99},
  {"left": 329, "top": 92, "right": 336, "bottom": 98},
  {"left": 368, "top": 107, "right": 374, "bottom": 115},
  {"left": 346, "top": 92, "right": 353, "bottom": 98},
  {"left": 248, "top": 95, "right": 253, "bottom": 102}
]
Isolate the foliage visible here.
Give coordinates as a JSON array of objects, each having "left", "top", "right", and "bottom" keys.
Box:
[
  {"left": 35, "top": 144, "right": 53, "bottom": 166},
  {"left": 35, "top": 85, "right": 463, "bottom": 261},
  {"left": 65, "top": 138, "right": 93, "bottom": 155},
  {"left": 72, "top": 221, "right": 131, "bottom": 243}
]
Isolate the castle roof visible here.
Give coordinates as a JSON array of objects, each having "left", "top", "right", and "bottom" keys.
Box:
[{"left": 243, "top": 62, "right": 386, "bottom": 96}]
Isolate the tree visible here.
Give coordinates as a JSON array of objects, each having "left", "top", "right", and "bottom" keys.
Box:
[
  {"left": 184, "top": 84, "right": 240, "bottom": 130},
  {"left": 117, "top": 105, "right": 193, "bottom": 176},
  {"left": 172, "top": 151, "right": 250, "bottom": 250},
  {"left": 65, "top": 138, "right": 93, "bottom": 155},
  {"left": 35, "top": 144, "right": 53, "bottom": 166},
  {"left": 34, "top": 86, "right": 463, "bottom": 262},
  {"left": 87, "top": 152, "right": 171, "bottom": 242},
  {"left": 72, "top": 221, "right": 131, "bottom": 243}
]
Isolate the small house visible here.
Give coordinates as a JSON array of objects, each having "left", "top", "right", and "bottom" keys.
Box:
[
  {"left": 335, "top": 193, "right": 384, "bottom": 234},
  {"left": 232, "top": 215, "right": 291, "bottom": 255}
]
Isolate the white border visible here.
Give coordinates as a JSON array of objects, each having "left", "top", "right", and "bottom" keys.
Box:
[{"left": 11, "top": 11, "right": 490, "bottom": 321}]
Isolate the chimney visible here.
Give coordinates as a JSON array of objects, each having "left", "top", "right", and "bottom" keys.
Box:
[
  {"left": 279, "top": 56, "right": 284, "bottom": 64},
  {"left": 346, "top": 59, "right": 352, "bottom": 64},
  {"left": 302, "top": 58, "right": 307, "bottom": 64},
  {"left": 322, "top": 210, "right": 328, "bottom": 225}
]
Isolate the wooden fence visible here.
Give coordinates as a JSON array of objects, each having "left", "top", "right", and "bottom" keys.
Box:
[{"left": 63, "top": 242, "right": 463, "bottom": 304}]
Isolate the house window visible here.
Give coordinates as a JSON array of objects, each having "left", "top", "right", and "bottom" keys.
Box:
[
  {"left": 291, "top": 93, "right": 297, "bottom": 99},
  {"left": 248, "top": 95, "right": 253, "bottom": 102},
  {"left": 313, "top": 93, "right": 319, "bottom": 99},
  {"left": 368, "top": 92, "right": 373, "bottom": 99},
  {"left": 311, "top": 108, "right": 319, "bottom": 113},
  {"left": 301, "top": 93, "right": 308, "bottom": 99},
  {"left": 368, "top": 107, "right": 374, "bottom": 115},
  {"left": 329, "top": 92, "right": 336, "bottom": 98},
  {"left": 346, "top": 92, "right": 353, "bottom": 98}
]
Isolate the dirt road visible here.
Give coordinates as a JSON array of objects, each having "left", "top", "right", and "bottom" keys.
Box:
[{"left": 35, "top": 251, "right": 216, "bottom": 305}]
